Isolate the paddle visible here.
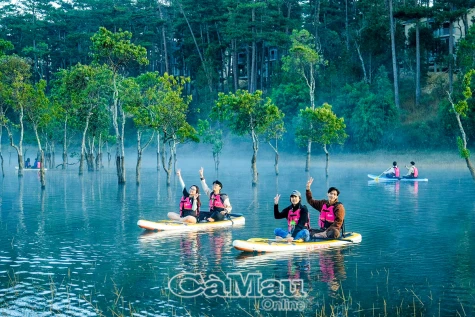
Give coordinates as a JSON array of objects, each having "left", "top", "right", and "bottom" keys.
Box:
[{"left": 374, "top": 167, "right": 391, "bottom": 181}]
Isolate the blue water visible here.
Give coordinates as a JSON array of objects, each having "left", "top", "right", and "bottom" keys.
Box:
[{"left": 0, "top": 156, "right": 474, "bottom": 316}]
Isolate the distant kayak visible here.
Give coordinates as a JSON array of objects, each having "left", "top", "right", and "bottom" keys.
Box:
[
  {"left": 137, "top": 214, "right": 245, "bottom": 231},
  {"left": 367, "top": 174, "right": 428, "bottom": 182},
  {"left": 15, "top": 167, "right": 48, "bottom": 171},
  {"left": 232, "top": 232, "right": 362, "bottom": 253}
]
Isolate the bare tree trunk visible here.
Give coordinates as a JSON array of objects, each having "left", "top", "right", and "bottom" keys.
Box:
[
  {"left": 156, "top": 134, "right": 160, "bottom": 171},
  {"left": 415, "top": 20, "right": 421, "bottom": 106},
  {"left": 32, "top": 125, "right": 46, "bottom": 188},
  {"left": 251, "top": 130, "right": 259, "bottom": 186},
  {"left": 355, "top": 40, "right": 368, "bottom": 83},
  {"left": 213, "top": 152, "right": 220, "bottom": 171},
  {"left": 62, "top": 116, "right": 68, "bottom": 169},
  {"left": 268, "top": 140, "right": 279, "bottom": 176},
  {"left": 448, "top": 92, "right": 475, "bottom": 180},
  {"left": 136, "top": 147, "right": 142, "bottom": 185},
  {"left": 250, "top": 7, "right": 257, "bottom": 93},
  {"left": 79, "top": 113, "right": 91, "bottom": 175},
  {"left": 314, "top": 0, "right": 321, "bottom": 48},
  {"left": 160, "top": 140, "right": 173, "bottom": 186},
  {"left": 389, "top": 0, "right": 400, "bottom": 109},
  {"left": 112, "top": 73, "right": 126, "bottom": 184},
  {"left": 179, "top": 3, "right": 213, "bottom": 92},
  {"left": 305, "top": 139, "right": 312, "bottom": 172},
  {"left": 40, "top": 150, "right": 46, "bottom": 189},
  {"left": 345, "top": 0, "right": 349, "bottom": 51},
  {"left": 158, "top": 4, "right": 169, "bottom": 74},
  {"left": 324, "top": 144, "right": 329, "bottom": 178},
  {"left": 232, "top": 39, "right": 238, "bottom": 92},
  {"left": 448, "top": 21, "right": 454, "bottom": 93}
]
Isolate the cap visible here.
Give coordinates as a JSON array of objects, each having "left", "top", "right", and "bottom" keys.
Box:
[
  {"left": 212, "top": 180, "right": 223, "bottom": 189},
  {"left": 410, "top": 161, "right": 415, "bottom": 165},
  {"left": 393, "top": 161, "right": 397, "bottom": 166},
  {"left": 290, "top": 190, "right": 301, "bottom": 198}
]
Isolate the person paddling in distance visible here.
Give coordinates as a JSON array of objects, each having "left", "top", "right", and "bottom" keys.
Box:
[
  {"left": 199, "top": 167, "right": 232, "bottom": 222},
  {"left": 403, "top": 161, "right": 418, "bottom": 179},
  {"left": 273, "top": 190, "right": 310, "bottom": 242},
  {"left": 167, "top": 169, "right": 201, "bottom": 223},
  {"left": 383, "top": 161, "right": 400, "bottom": 178},
  {"left": 306, "top": 177, "right": 345, "bottom": 239}
]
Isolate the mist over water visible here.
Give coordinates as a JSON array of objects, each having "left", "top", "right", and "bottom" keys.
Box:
[{"left": 0, "top": 151, "right": 474, "bottom": 316}]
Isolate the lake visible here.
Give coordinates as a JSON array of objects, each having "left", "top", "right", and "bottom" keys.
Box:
[{"left": 0, "top": 153, "right": 474, "bottom": 316}]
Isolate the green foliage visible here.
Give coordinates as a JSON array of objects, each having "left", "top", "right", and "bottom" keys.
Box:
[
  {"left": 270, "top": 80, "right": 308, "bottom": 119},
  {"left": 197, "top": 119, "right": 223, "bottom": 157},
  {"left": 458, "top": 136, "right": 470, "bottom": 158},
  {"left": 0, "top": 39, "right": 13, "bottom": 56},
  {"left": 91, "top": 27, "right": 149, "bottom": 73},
  {"left": 213, "top": 90, "right": 283, "bottom": 138},
  {"left": 334, "top": 67, "right": 398, "bottom": 151},
  {"left": 128, "top": 72, "right": 197, "bottom": 143},
  {"left": 295, "top": 103, "right": 347, "bottom": 149}
]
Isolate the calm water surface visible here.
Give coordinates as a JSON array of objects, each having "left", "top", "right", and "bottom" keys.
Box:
[{"left": 0, "top": 158, "right": 474, "bottom": 317}]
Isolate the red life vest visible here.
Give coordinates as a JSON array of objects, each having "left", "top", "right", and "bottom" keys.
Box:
[
  {"left": 180, "top": 196, "right": 199, "bottom": 218},
  {"left": 412, "top": 166, "right": 418, "bottom": 177},
  {"left": 287, "top": 207, "right": 309, "bottom": 233},
  {"left": 319, "top": 203, "right": 340, "bottom": 229},
  {"left": 209, "top": 193, "right": 227, "bottom": 212},
  {"left": 394, "top": 167, "right": 400, "bottom": 177}
]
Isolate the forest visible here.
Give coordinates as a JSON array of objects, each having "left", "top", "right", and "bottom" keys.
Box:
[{"left": 1, "top": 0, "right": 475, "bottom": 185}]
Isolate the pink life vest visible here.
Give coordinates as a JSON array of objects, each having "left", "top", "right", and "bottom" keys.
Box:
[
  {"left": 180, "top": 196, "right": 199, "bottom": 217},
  {"left": 394, "top": 167, "right": 400, "bottom": 177},
  {"left": 287, "top": 207, "right": 309, "bottom": 233},
  {"left": 412, "top": 166, "right": 418, "bottom": 177},
  {"left": 209, "top": 193, "right": 227, "bottom": 212},
  {"left": 319, "top": 203, "right": 340, "bottom": 229}
]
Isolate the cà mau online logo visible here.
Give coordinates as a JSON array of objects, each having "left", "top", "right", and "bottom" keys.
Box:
[{"left": 168, "top": 272, "right": 307, "bottom": 299}]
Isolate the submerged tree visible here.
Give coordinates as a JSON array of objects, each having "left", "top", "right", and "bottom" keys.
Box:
[
  {"left": 144, "top": 73, "right": 198, "bottom": 186},
  {"left": 121, "top": 73, "right": 158, "bottom": 185},
  {"left": 447, "top": 70, "right": 475, "bottom": 180},
  {"left": 91, "top": 27, "right": 148, "bottom": 184},
  {"left": 264, "top": 111, "right": 285, "bottom": 176},
  {"left": 295, "top": 103, "right": 347, "bottom": 177},
  {"left": 0, "top": 55, "right": 32, "bottom": 177},
  {"left": 282, "top": 29, "right": 326, "bottom": 171},
  {"left": 197, "top": 119, "right": 223, "bottom": 171},
  {"left": 212, "top": 90, "right": 283, "bottom": 185},
  {"left": 23, "top": 79, "right": 50, "bottom": 188}
]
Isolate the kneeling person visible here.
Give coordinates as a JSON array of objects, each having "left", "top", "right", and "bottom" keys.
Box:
[
  {"left": 273, "top": 190, "right": 310, "bottom": 242},
  {"left": 306, "top": 177, "right": 345, "bottom": 239}
]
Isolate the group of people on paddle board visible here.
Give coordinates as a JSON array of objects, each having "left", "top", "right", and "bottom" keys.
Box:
[
  {"left": 167, "top": 167, "right": 231, "bottom": 224},
  {"left": 382, "top": 161, "right": 419, "bottom": 179},
  {"left": 167, "top": 167, "right": 345, "bottom": 242},
  {"left": 273, "top": 177, "right": 345, "bottom": 242}
]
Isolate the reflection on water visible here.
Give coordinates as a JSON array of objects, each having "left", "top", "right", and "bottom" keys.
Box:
[{"left": 0, "top": 166, "right": 474, "bottom": 316}]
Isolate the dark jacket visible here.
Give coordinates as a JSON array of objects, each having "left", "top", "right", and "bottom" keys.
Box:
[
  {"left": 274, "top": 203, "right": 309, "bottom": 238},
  {"left": 306, "top": 189, "right": 345, "bottom": 231}
]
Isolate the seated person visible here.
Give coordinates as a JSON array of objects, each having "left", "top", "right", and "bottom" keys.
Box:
[
  {"left": 273, "top": 190, "right": 310, "bottom": 242},
  {"left": 383, "top": 161, "right": 400, "bottom": 178},
  {"left": 306, "top": 177, "right": 345, "bottom": 239},
  {"left": 167, "top": 169, "right": 200, "bottom": 223},
  {"left": 403, "top": 161, "right": 418, "bottom": 179},
  {"left": 199, "top": 167, "right": 231, "bottom": 222}
]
